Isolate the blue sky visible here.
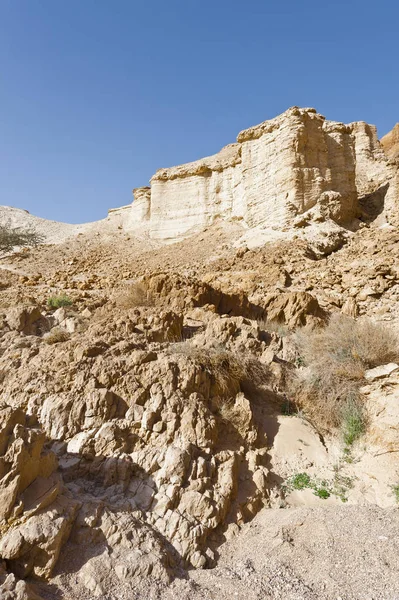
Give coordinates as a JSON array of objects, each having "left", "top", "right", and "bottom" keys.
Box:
[{"left": 1, "top": 0, "right": 398, "bottom": 223}]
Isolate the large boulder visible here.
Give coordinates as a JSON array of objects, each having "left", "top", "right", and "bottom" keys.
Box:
[{"left": 0, "top": 405, "right": 78, "bottom": 580}]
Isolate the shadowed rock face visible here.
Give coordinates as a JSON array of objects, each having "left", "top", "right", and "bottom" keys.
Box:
[{"left": 125, "top": 107, "right": 396, "bottom": 242}]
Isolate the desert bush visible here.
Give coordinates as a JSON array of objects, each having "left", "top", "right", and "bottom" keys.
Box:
[
  {"left": 291, "top": 314, "right": 398, "bottom": 433},
  {"left": 47, "top": 294, "right": 73, "bottom": 309},
  {"left": 169, "top": 342, "right": 269, "bottom": 395},
  {"left": 0, "top": 221, "right": 44, "bottom": 253},
  {"left": 340, "top": 398, "right": 366, "bottom": 446},
  {"left": 258, "top": 318, "right": 290, "bottom": 338},
  {"left": 116, "top": 281, "right": 155, "bottom": 308},
  {"left": 295, "top": 313, "right": 399, "bottom": 371},
  {"left": 43, "top": 327, "right": 70, "bottom": 344}
]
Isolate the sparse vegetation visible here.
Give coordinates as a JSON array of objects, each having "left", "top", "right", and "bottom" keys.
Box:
[
  {"left": 44, "top": 327, "right": 70, "bottom": 344},
  {"left": 168, "top": 342, "right": 270, "bottom": 395},
  {"left": 289, "top": 472, "right": 312, "bottom": 490},
  {"left": 281, "top": 396, "right": 294, "bottom": 415},
  {"left": 47, "top": 294, "right": 73, "bottom": 309},
  {"left": 333, "top": 472, "right": 355, "bottom": 502},
  {"left": 0, "top": 221, "right": 44, "bottom": 253},
  {"left": 291, "top": 314, "right": 399, "bottom": 433},
  {"left": 116, "top": 281, "right": 155, "bottom": 308},
  {"left": 314, "top": 487, "right": 331, "bottom": 499},
  {"left": 284, "top": 472, "right": 331, "bottom": 499},
  {"left": 284, "top": 470, "right": 353, "bottom": 502},
  {"left": 341, "top": 399, "right": 366, "bottom": 447},
  {"left": 258, "top": 318, "right": 290, "bottom": 338},
  {"left": 296, "top": 313, "right": 399, "bottom": 372},
  {"left": 392, "top": 484, "right": 399, "bottom": 504}
]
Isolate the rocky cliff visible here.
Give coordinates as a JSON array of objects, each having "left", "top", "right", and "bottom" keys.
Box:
[{"left": 126, "top": 107, "right": 397, "bottom": 242}]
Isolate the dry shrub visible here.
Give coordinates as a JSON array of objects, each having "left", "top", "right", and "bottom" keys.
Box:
[
  {"left": 116, "top": 282, "right": 155, "bottom": 309},
  {"left": 257, "top": 319, "right": 290, "bottom": 338},
  {"left": 44, "top": 327, "right": 70, "bottom": 345},
  {"left": 291, "top": 314, "right": 399, "bottom": 432},
  {"left": 296, "top": 313, "right": 399, "bottom": 370},
  {"left": 169, "top": 342, "right": 269, "bottom": 395}
]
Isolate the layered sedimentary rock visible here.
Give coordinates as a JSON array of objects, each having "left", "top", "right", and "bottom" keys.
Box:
[
  {"left": 351, "top": 121, "right": 399, "bottom": 226},
  {"left": 126, "top": 107, "right": 397, "bottom": 242}
]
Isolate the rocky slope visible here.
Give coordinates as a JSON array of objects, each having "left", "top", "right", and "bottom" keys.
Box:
[{"left": 0, "top": 107, "right": 399, "bottom": 599}]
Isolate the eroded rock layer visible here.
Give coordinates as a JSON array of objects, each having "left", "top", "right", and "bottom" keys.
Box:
[{"left": 127, "top": 107, "right": 396, "bottom": 241}]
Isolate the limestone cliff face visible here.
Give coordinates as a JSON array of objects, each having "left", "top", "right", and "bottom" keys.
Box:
[{"left": 127, "top": 107, "right": 396, "bottom": 242}]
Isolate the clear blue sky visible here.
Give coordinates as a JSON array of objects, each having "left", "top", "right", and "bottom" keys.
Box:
[{"left": 1, "top": 0, "right": 398, "bottom": 223}]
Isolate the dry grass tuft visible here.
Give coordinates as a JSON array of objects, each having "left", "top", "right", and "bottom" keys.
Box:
[
  {"left": 296, "top": 313, "right": 399, "bottom": 370},
  {"left": 257, "top": 318, "right": 290, "bottom": 338},
  {"left": 169, "top": 342, "right": 269, "bottom": 395},
  {"left": 116, "top": 282, "right": 155, "bottom": 309},
  {"left": 44, "top": 327, "right": 70, "bottom": 345},
  {"left": 291, "top": 314, "right": 399, "bottom": 433}
]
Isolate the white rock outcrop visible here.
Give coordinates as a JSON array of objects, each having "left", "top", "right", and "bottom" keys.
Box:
[{"left": 125, "top": 106, "right": 396, "bottom": 242}]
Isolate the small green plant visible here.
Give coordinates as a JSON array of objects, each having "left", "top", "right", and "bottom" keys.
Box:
[
  {"left": 314, "top": 487, "right": 331, "bottom": 499},
  {"left": 295, "top": 356, "right": 306, "bottom": 367},
  {"left": 284, "top": 471, "right": 352, "bottom": 502},
  {"left": 392, "top": 484, "right": 399, "bottom": 504},
  {"left": 288, "top": 472, "right": 312, "bottom": 490},
  {"left": 341, "top": 399, "right": 366, "bottom": 447},
  {"left": 333, "top": 473, "right": 354, "bottom": 502},
  {"left": 47, "top": 294, "right": 73, "bottom": 309}
]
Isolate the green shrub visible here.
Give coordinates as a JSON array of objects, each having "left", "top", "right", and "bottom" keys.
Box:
[
  {"left": 314, "top": 487, "right": 331, "bottom": 499},
  {"left": 284, "top": 472, "right": 350, "bottom": 501},
  {"left": 341, "top": 399, "right": 366, "bottom": 447},
  {"left": 289, "top": 472, "right": 312, "bottom": 490},
  {"left": 0, "top": 221, "right": 44, "bottom": 253},
  {"left": 47, "top": 294, "right": 73, "bottom": 309}
]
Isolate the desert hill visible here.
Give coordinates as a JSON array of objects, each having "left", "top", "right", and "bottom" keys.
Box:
[{"left": 1, "top": 108, "right": 399, "bottom": 600}]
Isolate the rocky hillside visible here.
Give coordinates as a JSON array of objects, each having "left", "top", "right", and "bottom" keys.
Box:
[{"left": 1, "top": 107, "right": 399, "bottom": 600}]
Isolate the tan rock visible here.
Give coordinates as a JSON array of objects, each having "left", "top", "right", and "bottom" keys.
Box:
[
  {"left": 365, "top": 362, "right": 399, "bottom": 381},
  {"left": 6, "top": 306, "right": 43, "bottom": 335},
  {"left": 381, "top": 123, "right": 399, "bottom": 160}
]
